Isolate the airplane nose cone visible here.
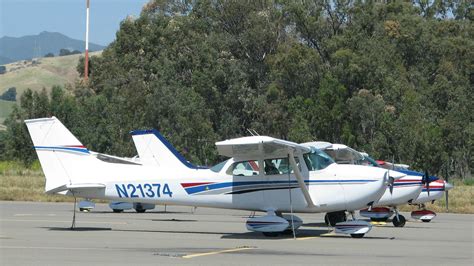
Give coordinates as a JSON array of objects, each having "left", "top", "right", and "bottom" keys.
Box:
[
  {"left": 388, "top": 170, "right": 406, "bottom": 181},
  {"left": 444, "top": 182, "right": 454, "bottom": 191}
]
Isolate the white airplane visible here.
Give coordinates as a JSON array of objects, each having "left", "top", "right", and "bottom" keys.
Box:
[
  {"left": 409, "top": 179, "right": 453, "bottom": 222},
  {"left": 303, "top": 142, "right": 423, "bottom": 227},
  {"left": 25, "top": 116, "right": 400, "bottom": 238},
  {"left": 377, "top": 160, "right": 454, "bottom": 222}
]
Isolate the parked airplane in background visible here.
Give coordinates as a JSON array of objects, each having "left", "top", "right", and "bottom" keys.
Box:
[
  {"left": 25, "top": 117, "right": 400, "bottom": 238},
  {"left": 304, "top": 142, "right": 428, "bottom": 227},
  {"left": 377, "top": 160, "right": 454, "bottom": 222}
]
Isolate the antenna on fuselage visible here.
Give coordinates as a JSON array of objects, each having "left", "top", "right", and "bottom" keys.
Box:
[{"left": 246, "top": 129, "right": 260, "bottom": 136}]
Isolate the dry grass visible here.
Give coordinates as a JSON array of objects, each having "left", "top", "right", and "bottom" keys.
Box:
[
  {"left": 1, "top": 161, "right": 472, "bottom": 213},
  {"left": 0, "top": 161, "right": 73, "bottom": 202}
]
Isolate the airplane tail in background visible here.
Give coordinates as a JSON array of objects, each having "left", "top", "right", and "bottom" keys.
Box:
[
  {"left": 131, "top": 129, "right": 202, "bottom": 170},
  {"left": 25, "top": 117, "right": 101, "bottom": 193}
]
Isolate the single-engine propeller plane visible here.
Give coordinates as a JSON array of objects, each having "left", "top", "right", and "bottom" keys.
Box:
[
  {"left": 26, "top": 117, "right": 400, "bottom": 238},
  {"left": 304, "top": 142, "right": 425, "bottom": 227}
]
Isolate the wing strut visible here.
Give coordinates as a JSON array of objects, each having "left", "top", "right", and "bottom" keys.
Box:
[{"left": 288, "top": 148, "right": 316, "bottom": 208}]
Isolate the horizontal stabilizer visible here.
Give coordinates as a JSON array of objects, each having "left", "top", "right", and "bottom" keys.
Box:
[{"left": 46, "top": 183, "right": 106, "bottom": 194}]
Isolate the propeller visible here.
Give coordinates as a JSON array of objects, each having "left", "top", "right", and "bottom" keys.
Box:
[
  {"left": 385, "top": 171, "right": 394, "bottom": 194},
  {"left": 422, "top": 171, "right": 430, "bottom": 196}
]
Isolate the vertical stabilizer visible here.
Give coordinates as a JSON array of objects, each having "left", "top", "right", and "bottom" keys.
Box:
[
  {"left": 131, "top": 129, "right": 199, "bottom": 170},
  {"left": 24, "top": 117, "right": 91, "bottom": 193}
]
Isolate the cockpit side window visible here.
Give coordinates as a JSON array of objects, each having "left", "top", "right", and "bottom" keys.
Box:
[
  {"left": 304, "top": 149, "right": 334, "bottom": 171},
  {"left": 227, "top": 160, "right": 259, "bottom": 176},
  {"left": 263, "top": 157, "right": 300, "bottom": 175}
]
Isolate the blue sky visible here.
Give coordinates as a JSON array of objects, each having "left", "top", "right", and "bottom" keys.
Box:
[{"left": 0, "top": 0, "right": 150, "bottom": 46}]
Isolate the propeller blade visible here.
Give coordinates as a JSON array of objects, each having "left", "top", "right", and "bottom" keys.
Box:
[{"left": 389, "top": 176, "right": 394, "bottom": 194}]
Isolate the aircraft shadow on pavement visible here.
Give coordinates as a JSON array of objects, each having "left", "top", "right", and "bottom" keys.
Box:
[
  {"left": 42, "top": 227, "right": 112, "bottom": 231},
  {"left": 113, "top": 228, "right": 230, "bottom": 236},
  {"left": 88, "top": 211, "right": 190, "bottom": 214},
  {"left": 151, "top": 218, "right": 198, "bottom": 222}
]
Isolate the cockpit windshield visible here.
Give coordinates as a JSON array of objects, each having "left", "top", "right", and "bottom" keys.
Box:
[
  {"left": 324, "top": 147, "right": 365, "bottom": 165},
  {"left": 303, "top": 149, "right": 335, "bottom": 171},
  {"left": 362, "top": 155, "right": 380, "bottom": 167}
]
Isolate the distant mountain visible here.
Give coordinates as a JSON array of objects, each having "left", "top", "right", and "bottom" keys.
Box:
[{"left": 0, "top": 31, "right": 105, "bottom": 64}]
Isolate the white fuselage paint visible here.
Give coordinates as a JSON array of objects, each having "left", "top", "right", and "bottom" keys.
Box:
[
  {"left": 63, "top": 154, "right": 388, "bottom": 214},
  {"left": 375, "top": 175, "right": 423, "bottom": 206}
]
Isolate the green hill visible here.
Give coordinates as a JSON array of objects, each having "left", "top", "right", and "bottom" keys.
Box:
[
  {"left": 0, "top": 51, "right": 101, "bottom": 126},
  {"left": 0, "top": 31, "right": 105, "bottom": 64}
]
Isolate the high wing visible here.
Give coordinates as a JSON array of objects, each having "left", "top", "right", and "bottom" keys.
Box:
[
  {"left": 216, "top": 136, "right": 316, "bottom": 208},
  {"left": 216, "top": 136, "right": 311, "bottom": 160}
]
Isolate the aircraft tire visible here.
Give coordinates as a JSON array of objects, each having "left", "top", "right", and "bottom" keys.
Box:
[
  {"left": 350, "top": 233, "right": 364, "bottom": 238},
  {"left": 392, "top": 215, "right": 406, "bottom": 227},
  {"left": 135, "top": 208, "right": 146, "bottom": 213},
  {"left": 325, "top": 211, "right": 346, "bottom": 226},
  {"left": 112, "top": 209, "right": 123, "bottom": 213},
  {"left": 421, "top": 219, "right": 431, "bottom": 223}
]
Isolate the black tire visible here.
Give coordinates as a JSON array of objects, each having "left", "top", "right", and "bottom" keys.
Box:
[
  {"left": 421, "top": 219, "right": 431, "bottom": 223},
  {"left": 350, "top": 233, "right": 365, "bottom": 238},
  {"left": 325, "top": 211, "right": 347, "bottom": 226},
  {"left": 392, "top": 215, "right": 406, "bottom": 227},
  {"left": 262, "top": 232, "right": 280, "bottom": 237},
  {"left": 324, "top": 214, "right": 330, "bottom": 226},
  {"left": 79, "top": 208, "right": 86, "bottom": 212},
  {"left": 135, "top": 208, "right": 146, "bottom": 213},
  {"left": 113, "top": 209, "right": 123, "bottom": 213}
]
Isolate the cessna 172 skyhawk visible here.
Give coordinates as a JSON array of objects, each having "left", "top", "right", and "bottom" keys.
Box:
[
  {"left": 25, "top": 117, "right": 403, "bottom": 238},
  {"left": 304, "top": 142, "right": 424, "bottom": 227},
  {"left": 377, "top": 160, "right": 454, "bottom": 222}
]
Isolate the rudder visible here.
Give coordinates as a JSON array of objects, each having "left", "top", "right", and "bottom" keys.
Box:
[{"left": 25, "top": 117, "right": 91, "bottom": 193}]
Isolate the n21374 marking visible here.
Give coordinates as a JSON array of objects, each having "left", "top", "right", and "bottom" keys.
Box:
[{"left": 115, "top": 183, "right": 173, "bottom": 198}]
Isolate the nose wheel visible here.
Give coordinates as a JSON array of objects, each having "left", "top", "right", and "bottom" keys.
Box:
[{"left": 392, "top": 207, "right": 406, "bottom": 227}]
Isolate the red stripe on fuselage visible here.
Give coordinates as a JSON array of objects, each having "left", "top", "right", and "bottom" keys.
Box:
[
  {"left": 181, "top": 182, "right": 214, "bottom": 188},
  {"left": 63, "top": 145, "right": 87, "bottom": 148}
]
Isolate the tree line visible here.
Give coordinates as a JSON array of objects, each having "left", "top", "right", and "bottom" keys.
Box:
[{"left": 1, "top": 0, "right": 472, "bottom": 179}]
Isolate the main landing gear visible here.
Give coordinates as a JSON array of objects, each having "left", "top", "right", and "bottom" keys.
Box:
[
  {"left": 411, "top": 204, "right": 436, "bottom": 222},
  {"left": 334, "top": 211, "right": 372, "bottom": 238},
  {"left": 324, "top": 211, "right": 347, "bottom": 226},
  {"left": 246, "top": 211, "right": 303, "bottom": 237}
]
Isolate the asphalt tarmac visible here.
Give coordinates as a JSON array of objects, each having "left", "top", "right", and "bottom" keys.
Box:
[{"left": 0, "top": 201, "right": 472, "bottom": 265}]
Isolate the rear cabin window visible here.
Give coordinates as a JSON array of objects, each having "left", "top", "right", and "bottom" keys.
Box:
[{"left": 227, "top": 160, "right": 259, "bottom": 176}]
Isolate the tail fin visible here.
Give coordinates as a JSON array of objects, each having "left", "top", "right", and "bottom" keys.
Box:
[
  {"left": 25, "top": 117, "right": 93, "bottom": 193},
  {"left": 131, "top": 129, "right": 201, "bottom": 170}
]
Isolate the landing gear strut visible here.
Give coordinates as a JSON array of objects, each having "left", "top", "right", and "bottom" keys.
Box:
[{"left": 392, "top": 207, "right": 406, "bottom": 227}]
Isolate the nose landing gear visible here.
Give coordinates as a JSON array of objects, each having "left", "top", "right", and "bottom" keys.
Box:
[{"left": 392, "top": 207, "right": 406, "bottom": 227}]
